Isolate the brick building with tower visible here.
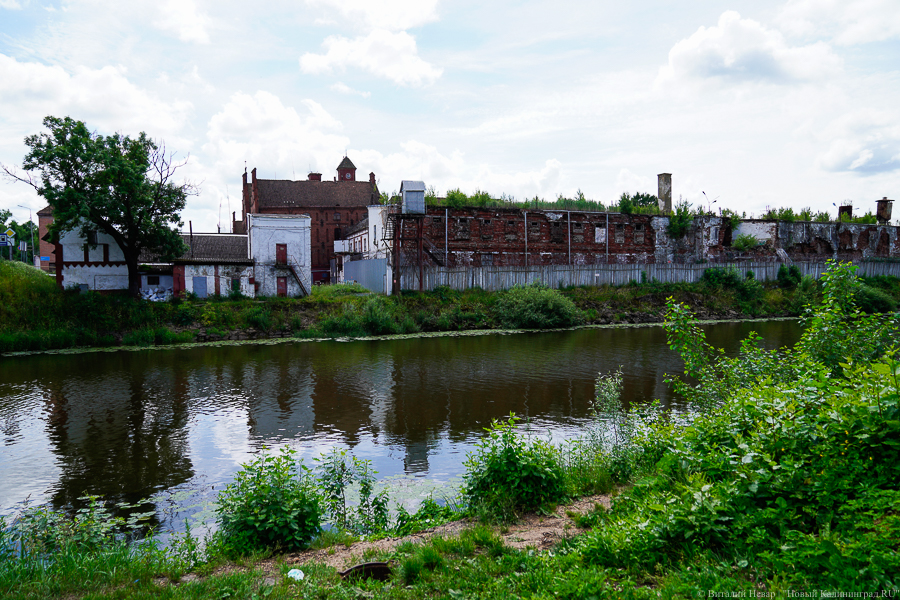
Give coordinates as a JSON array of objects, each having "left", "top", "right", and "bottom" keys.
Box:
[{"left": 234, "top": 156, "right": 379, "bottom": 283}]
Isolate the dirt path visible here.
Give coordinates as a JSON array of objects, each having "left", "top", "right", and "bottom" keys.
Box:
[{"left": 273, "top": 494, "right": 611, "bottom": 572}]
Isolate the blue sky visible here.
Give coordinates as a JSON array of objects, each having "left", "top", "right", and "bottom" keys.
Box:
[{"left": 1, "top": 0, "right": 898, "bottom": 232}]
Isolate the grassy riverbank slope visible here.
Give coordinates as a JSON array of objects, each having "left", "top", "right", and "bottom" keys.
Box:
[
  {"left": 1, "top": 262, "right": 897, "bottom": 599},
  {"left": 2, "top": 260, "right": 899, "bottom": 354}
]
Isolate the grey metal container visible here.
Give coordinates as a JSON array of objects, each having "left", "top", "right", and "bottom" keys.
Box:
[{"left": 400, "top": 180, "right": 426, "bottom": 214}]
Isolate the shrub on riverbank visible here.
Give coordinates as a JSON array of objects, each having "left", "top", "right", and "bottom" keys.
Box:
[
  {"left": 213, "top": 448, "right": 322, "bottom": 556},
  {"left": 463, "top": 415, "right": 568, "bottom": 521},
  {"left": 494, "top": 283, "right": 584, "bottom": 329}
]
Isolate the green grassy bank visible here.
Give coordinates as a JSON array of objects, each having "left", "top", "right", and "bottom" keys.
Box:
[
  {"left": 2, "top": 260, "right": 899, "bottom": 355},
  {"left": 1, "top": 262, "right": 898, "bottom": 599}
]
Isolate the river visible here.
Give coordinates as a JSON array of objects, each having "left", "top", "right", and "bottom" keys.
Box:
[{"left": 0, "top": 320, "right": 801, "bottom": 531}]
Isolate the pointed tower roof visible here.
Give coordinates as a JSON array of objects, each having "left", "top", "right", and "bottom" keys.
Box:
[{"left": 337, "top": 156, "right": 356, "bottom": 170}]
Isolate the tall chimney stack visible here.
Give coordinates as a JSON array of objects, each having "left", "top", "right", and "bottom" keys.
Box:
[{"left": 658, "top": 173, "right": 672, "bottom": 214}]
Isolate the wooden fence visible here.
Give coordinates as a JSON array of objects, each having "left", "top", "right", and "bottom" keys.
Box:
[{"left": 396, "top": 261, "right": 900, "bottom": 291}]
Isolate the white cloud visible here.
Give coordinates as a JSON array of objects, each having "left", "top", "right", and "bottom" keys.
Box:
[
  {"left": 0, "top": 0, "right": 22, "bottom": 9},
  {"left": 153, "top": 0, "right": 212, "bottom": 44},
  {"left": 816, "top": 110, "right": 900, "bottom": 174},
  {"left": 779, "top": 0, "right": 900, "bottom": 45},
  {"left": 614, "top": 169, "right": 654, "bottom": 194},
  {"left": 353, "top": 140, "right": 564, "bottom": 201},
  {"left": 193, "top": 91, "right": 351, "bottom": 229},
  {"left": 0, "top": 53, "right": 192, "bottom": 137},
  {"left": 657, "top": 11, "right": 841, "bottom": 86},
  {"left": 300, "top": 29, "right": 441, "bottom": 86},
  {"left": 330, "top": 81, "right": 371, "bottom": 98},
  {"left": 305, "top": 0, "right": 439, "bottom": 32}
]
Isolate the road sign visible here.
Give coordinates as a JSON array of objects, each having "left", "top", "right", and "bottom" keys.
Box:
[
  {"left": 0, "top": 234, "right": 12, "bottom": 247},
  {"left": 4, "top": 228, "right": 13, "bottom": 237}
]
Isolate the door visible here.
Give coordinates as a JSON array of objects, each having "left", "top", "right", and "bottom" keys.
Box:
[
  {"left": 192, "top": 276, "right": 208, "bottom": 298},
  {"left": 277, "top": 276, "right": 287, "bottom": 297},
  {"left": 275, "top": 243, "right": 287, "bottom": 266}
]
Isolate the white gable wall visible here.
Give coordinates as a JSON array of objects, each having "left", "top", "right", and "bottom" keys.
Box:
[{"left": 249, "top": 214, "right": 312, "bottom": 297}]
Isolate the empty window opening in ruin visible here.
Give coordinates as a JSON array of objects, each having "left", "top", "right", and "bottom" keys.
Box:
[
  {"left": 507, "top": 220, "right": 516, "bottom": 228},
  {"left": 231, "top": 277, "right": 240, "bottom": 292},
  {"left": 573, "top": 222, "right": 584, "bottom": 232},
  {"left": 615, "top": 223, "right": 625, "bottom": 244},
  {"left": 635, "top": 223, "right": 645, "bottom": 244},
  {"left": 147, "top": 275, "right": 159, "bottom": 286},
  {"left": 482, "top": 219, "right": 492, "bottom": 227},
  {"left": 432, "top": 217, "right": 442, "bottom": 224}
]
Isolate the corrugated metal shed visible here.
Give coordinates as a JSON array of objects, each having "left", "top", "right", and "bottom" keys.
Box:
[{"left": 400, "top": 180, "right": 426, "bottom": 214}]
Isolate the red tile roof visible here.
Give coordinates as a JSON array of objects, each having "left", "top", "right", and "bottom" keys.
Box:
[{"left": 256, "top": 179, "right": 378, "bottom": 209}]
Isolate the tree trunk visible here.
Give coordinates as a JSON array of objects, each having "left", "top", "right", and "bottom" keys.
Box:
[{"left": 125, "top": 251, "right": 142, "bottom": 299}]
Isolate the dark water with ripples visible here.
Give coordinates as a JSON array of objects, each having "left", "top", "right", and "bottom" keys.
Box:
[{"left": 0, "top": 320, "right": 802, "bottom": 528}]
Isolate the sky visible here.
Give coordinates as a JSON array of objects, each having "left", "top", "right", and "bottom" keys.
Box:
[{"left": 1, "top": 0, "right": 898, "bottom": 232}]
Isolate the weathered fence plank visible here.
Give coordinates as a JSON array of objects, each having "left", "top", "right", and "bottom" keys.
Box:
[{"left": 393, "top": 261, "right": 900, "bottom": 292}]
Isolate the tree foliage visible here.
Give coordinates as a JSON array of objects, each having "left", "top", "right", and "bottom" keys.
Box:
[{"left": 3, "top": 116, "right": 191, "bottom": 296}]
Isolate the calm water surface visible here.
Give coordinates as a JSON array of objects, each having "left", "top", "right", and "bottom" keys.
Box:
[{"left": 0, "top": 321, "right": 801, "bottom": 528}]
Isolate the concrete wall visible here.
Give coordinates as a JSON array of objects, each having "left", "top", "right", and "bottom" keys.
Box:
[{"left": 249, "top": 213, "right": 312, "bottom": 297}]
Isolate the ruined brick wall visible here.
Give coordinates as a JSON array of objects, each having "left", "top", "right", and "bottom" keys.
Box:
[
  {"left": 395, "top": 207, "right": 657, "bottom": 267},
  {"left": 395, "top": 208, "right": 900, "bottom": 268}
]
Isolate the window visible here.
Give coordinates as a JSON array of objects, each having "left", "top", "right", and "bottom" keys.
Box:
[
  {"left": 432, "top": 217, "right": 442, "bottom": 224},
  {"left": 615, "top": 223, "right": 625, "bottom": 244},
  {"left": 87, "top": 231, "right": 99, "bottom": 245},
  {"left": 482, "top": 219, "right": 492, "bottom": 227},
  {"left": 334, "top": 213, "right": 341, "bottom": 221},
  {"left": 147, "top": 275, "right": 159, "bottom": 286},
  {"left": 635, "top": 223, "right": 645, "bottom": 244},
  {"left": 507, "top": 220, "right": 516, "bottom": 227}
]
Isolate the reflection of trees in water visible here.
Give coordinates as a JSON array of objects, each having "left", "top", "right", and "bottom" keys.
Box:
[
  {"left": 3, "top": 321, "right": 803, "bottom": 519},
  {"left": 41, "top": 353, "right": 193, "bottom": 514}
]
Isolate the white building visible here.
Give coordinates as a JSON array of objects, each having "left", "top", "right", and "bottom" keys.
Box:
[
  {"left": 51, "top": 214, "right": 312, "bottom": 298},
  {"left": 57, "top": 227, "right": 129, "bottom": 291},
  {"left": 248, "top": 213, "right": 312, "bottom": 297}
]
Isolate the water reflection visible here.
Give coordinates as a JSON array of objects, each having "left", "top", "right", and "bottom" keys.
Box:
[{"left": 0, "top": 320, "right": 802, "bottom": 521}]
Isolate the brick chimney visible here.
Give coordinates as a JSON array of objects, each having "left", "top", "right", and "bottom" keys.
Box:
[
  {"left": 308, "top": 172, "right": 322, "bottom": 181},
  {"left": 369, "top": 172, "right": 376, "bottom": 184}
]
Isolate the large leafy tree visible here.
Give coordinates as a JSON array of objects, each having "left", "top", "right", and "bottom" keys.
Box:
[{"left": 3, "top": 116, "right": 191, "bottom": 297}]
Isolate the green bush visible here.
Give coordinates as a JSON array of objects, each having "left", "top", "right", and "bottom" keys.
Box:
[
  {"left": 243, "top": 306, "right": 272, "bottom": 331},
  {"left": 122, "top": 328, "right": 155, "bottom": 346},
  {"left": 776, "top": 264, "right": 802, "bottom": 288},
  {"left": 463, "top": 415, "right": 567, "bottom": 520},
  {"left": 856, "top": 284, "right": 898, "bottom": 313},
  {"left": 732, "top": 233, "right": 759, "bottom": 252},
  {"left": 700, "top": 267, "right": 742, "bottom": 288},
  {"left": 494, "top": 283, "right": 583, "bottom": 329},
  {"left": 214, "top": 447, "right": 322, "bottom": 556},
  {"left": 666, "top": 199, "right": 693, "bottom": 239}
]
